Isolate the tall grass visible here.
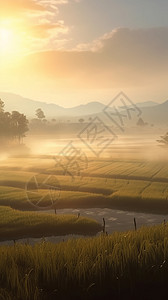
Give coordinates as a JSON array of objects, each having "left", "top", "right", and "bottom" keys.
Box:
[
  {"left": 0, "top": 206, "right": 101, "bottom": 241},
  {"left": 0, "top": 224, "right": 168, "bottom": 299}
]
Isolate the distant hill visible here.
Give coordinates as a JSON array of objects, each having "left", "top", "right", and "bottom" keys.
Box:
[
  {"left": 135, "top": 101, "right": 158, "bottom": 108},
  {"left": 99, "top": 100, "right": 168, "bottom": 127},
  {"left": 140, "top": 100, "right": 168, "bottom": 126},
  {"left": 0, "top": 92, "right": 65, "bottom": 118},
  {"left": 68, "top": 102, "right": 106, "bottom": 116},
  {"left": 0, "top": 92, "right": 167, "bottom": 126},
  {"left": 0, "top": 92, "right": 108, "bottom": 118}
]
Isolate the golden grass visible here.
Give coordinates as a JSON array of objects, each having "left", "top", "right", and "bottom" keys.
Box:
[
  {"left": 0, "top": 223, "right": 168, "bottom": 299},
  {"left": 0, "top": 206, "right": 101, "bottom": 241},
  {"left": 0, "top": 157, "right": 168, "bottom": 213}
]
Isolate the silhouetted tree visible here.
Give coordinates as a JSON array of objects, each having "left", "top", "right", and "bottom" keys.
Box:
[
  {"left": 157, "top": 132, "right": 168, "bottom": 147},
  {"left": 0, "top": 99, "right": 29, "bottom": 143},
  {"left": 0, "top": 112, "right": 11, "bottom": 138},
  {"left": 0, "top": 99, "right": 4, "bottom": 113},
  {"left": 36, "top": 108, "right": 45, "bottom": 120},
  {"left": 137, "top": 118, "right": 145, "bottom": 126},
  {"left": 11, "top": 111, "right": 29, "bottom": 143},
  {"left": 78, "top": 118, "right": 84, "bottom": 123}
]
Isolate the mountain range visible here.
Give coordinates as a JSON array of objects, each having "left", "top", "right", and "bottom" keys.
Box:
[{"left": 0, "top": 92, "right": 167, "bottom": 126}]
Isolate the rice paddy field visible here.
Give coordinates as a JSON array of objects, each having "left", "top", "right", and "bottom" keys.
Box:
[
  {"left": 0, "top": 151, "right": 168, "bottom": 299},
  {"left": 0, "top": 155, "right": 168, "bottom": 214}
]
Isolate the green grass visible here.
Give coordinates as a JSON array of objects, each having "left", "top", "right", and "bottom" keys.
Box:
[
  {"left": 0, "top": 223, "right": 168, "bottom": 299},
  {"left": 0, "top": 206, "right": 101, "bottom": 241}
]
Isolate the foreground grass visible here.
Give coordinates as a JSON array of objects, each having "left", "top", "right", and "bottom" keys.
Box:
[
  {"left": 0, "top": 206, "right": 101, "bottom": 241},
  {"left": 0, "top": 224, "right": 168, "bottom": 299}
]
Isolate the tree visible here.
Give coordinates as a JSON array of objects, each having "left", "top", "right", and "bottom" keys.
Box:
[
  {"left": 137, "top": 118, "right": 145, "bottom": 127},
  {"left": 0, "top": 99, "right": 29, "bottom": 144},
  {"left": 36, "top": 108, "right": 45, "bottom": 120},
  {"left": 0, "top": 112, "right": 11, "bottom": 138},
  {"left": 10, "top": 111, "right": 29, "bottom": 143},
  {"left": 0, "top": 99, "right": 4, "bottom": 113},
  {"left": 78, "top": 118, "right": 84, "bottom": 123},
  {"left": 157, "top": 132, "right": 168, "bottom": 147}
]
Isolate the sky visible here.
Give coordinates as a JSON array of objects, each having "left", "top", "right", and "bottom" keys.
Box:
[{"left": 0, "top": 0, "right": 168, "bottom": 107}]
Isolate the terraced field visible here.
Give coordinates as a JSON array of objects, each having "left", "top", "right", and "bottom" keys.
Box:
[{"left": 0, "top": 156, "right": 168, "bottom": 214}]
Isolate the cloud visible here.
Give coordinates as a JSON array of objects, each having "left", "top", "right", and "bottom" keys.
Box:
[
  {"left": 39, "top": 0, "right": 69, "bottom": 4},
  {"left": 0, "top": 0, "right": 62, "bottom": 19},
  {"left": 28, "top": 22, "right": 66, "bottom": 38},
  {"left": 0, "top": 0, "right": 45, "bottom": 16},
  {"left": 18, "top": 27, "right": 168, "bottom": 90},
  {"left": 2, "top": 27, "right": 168, "bottom": 105},
  {"left": 0, "top": 0, "right": 70, "bottom": 52},
  {"left": 0, "top": 0, "right": 70, "bottom": 13}
]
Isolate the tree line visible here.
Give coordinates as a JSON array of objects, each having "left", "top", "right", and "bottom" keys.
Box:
[{"left": 0, "top": 99, "right": 29, "bottom": 143}]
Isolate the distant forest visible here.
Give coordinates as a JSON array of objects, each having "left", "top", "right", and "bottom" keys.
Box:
[{"left": 0, "top": 99, "right": 29, "bottom": 143}]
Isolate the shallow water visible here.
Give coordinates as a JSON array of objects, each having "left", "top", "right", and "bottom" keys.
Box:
[
  {"left": 44, "top": 207, "right": 167, "bottom": 233},
  {"left": 0, "top": 207, "right": 167, "bottom": 246}
]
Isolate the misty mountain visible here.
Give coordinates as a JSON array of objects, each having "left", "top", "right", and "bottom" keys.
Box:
[
  {"left": 99, "top": 100, "right": 168, "bottom": 127},
  {"left": 0, "top": 92, "right": 167, "bottom": 126},
  {"left": 0, "top": 92, "right": 65, "bottom": 118},
  {"left": 68, "top": 102, "right": 106, "bottom": 116},
  {"left": 140, "top": 100, "right": 168, "bottom": 126},
  {"left": 0, "top": 92, "right": 107, "bottom": 118},
  {"left": 133, "top": 101, "right": 158, "bottom": 108}
]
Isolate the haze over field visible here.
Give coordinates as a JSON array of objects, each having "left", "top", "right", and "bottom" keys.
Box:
[
  {"left": 1, "top": 1, "right": 168, "bottom": 300},
  {"left": 0, "top": 0, "right": 168, "bottom": 166}
]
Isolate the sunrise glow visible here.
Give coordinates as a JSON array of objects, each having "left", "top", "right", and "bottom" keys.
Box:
[
  {"left": 0, "top": 2, "right": 168, "bottom": 299},
  {"left": 0, "top": 23, "right": 25, "bottom": 63},
  {"left": 0, "top": 27, "right": 14, "bottom": 52},
  {"left": 0, "top": 0, "right": 167, "bottom": 105}
]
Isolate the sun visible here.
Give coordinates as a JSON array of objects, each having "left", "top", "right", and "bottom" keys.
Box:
[
  {"left": 0, "top": 27, "right": 14, "bottom": 53},
  {"left": 0, "top": 24, "right": 25, "bottom": 62}
]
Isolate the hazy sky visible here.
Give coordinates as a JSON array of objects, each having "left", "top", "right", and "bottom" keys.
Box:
[{"left": 0, "top": 0, "right": 168, "bottom": 107}]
